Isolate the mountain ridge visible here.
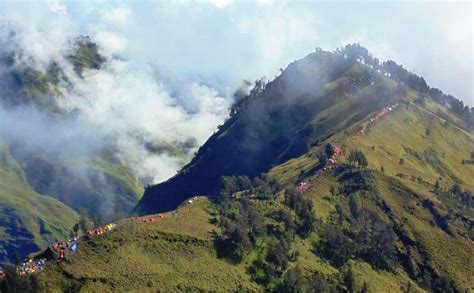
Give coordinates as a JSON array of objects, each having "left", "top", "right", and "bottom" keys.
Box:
[
  {"left": 1, "top": 44, "right": 472, "bottom": 292},
  {"left": 134, "top": 47, "right": 420, "bottom": 215}
]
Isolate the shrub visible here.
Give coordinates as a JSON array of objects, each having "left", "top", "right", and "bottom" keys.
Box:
[
  {"left": 348, "top": 149, "right": 368, "bottom": 168},
  {"left": 316, "top": 224, "right": 355, "bottom": 267}
]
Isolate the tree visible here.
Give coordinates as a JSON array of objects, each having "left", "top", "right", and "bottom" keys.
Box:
[
  {"left": 344, "top": 269, "right": 356, "bottom": 293},
  {"left": 380, "top": 166, "right": 384, "bottom": 173},
  {"left": 434, "top": 180, "right": 440, "bottom": 193},
  {"left": 246, "top": 203, "right": 266, "bottom": 239},
  {"left": 266, "top": 239, "right": 290, "bottom": 272},
  {"left": 471, "top": 151, "right": 474, "bottom": 161},
  {"left": 425, "top": 128, "right": 432, "bottom": 137},
  {"left": 285, "top": 189, "right": 316, "bottom": 238},
  {"left": 348, "top": 150, "right": 358, "bottom": 167},
  {"left": 297, "top": 203, "right": 316, "bottom": 238},
  {"left": 218, "top": 176, "right": 239, "bottom": 200},
  {"left": 237, "top": 175, "right": 252, "bottom": 191},
  {"left": 274, "top": 209, "right": 296, "bottom": 235},
  {"left": 316, "top": 225, "right": 354, "bottom": 267},
  {"left": 216, "top": 217, "right": 252, "bottom": 263},
  {"left": 317, "top": 152, "right": 328, "bottom": 166},
  {"left": 348, "top": 149, "right": 368, "bottom": 168},
  {"left": 277, "top": 267, "right": 306, "bottom": 292},
  {"left": 358, "top": 152, "right": 368, "bottom": 168},
  {"left": 450, "top": 183, "right": 462, "bottom": 196},
  {"left": 78, "top": 209, "right": 92, "bottom": 233},
  {"left": 284, "top": 188, "right": 298, "bottom": 209},
  {"left": 361, "top": 281, "right": 369, "bottom": 293},
  {"left": 325, "top": 143, "right": 335, "bottom": 157},
  {"left": 399, "top": 158, "right": 405, "bottom": 165},
  {"left": 349, "top": 196, "right": 360, "bottom": 219},
  {"left": 356, "top": 211, "right": 397, "bottom": 270},
  {"left": 0, "top": 265, "right": 35, "bottom": 292},
  {"left": 73, "top": 223, "right": 80, "bottom": 236}
]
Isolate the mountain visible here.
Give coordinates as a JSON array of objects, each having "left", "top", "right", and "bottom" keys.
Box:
[
  {"left": 34, "top": 197, "right": 260, "bottom": 291},
  {"left": 20, "top": 45, "right": 473, "bottom": 292},
  {"left": 0, "top": 36, "right": 144, "bottom": 218},
  {"left": 0, "top": 142, "right": 79, "bottom": 264},
  {"left": 0, "top": 36, "right": 145, "bottom": 263},
  {"left": 134, "top": 45, "right": 472, "bottom": 215}
]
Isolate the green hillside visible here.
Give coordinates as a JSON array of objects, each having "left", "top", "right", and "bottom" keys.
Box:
[
  {"left": 19, "top": 47, "right": 473, "bottom": 292},
  {"left": 0, "top": 143, "right": 79, "bottom": 264},
  {"left": 0, "top": 37, "right": 144, "bottom": 263},
  {"left": 34, "top": 198, "right": 259, "bottom": 292},
  {"left": 0, "top": 36, "right": 144, "bottom": 218},
  {"left": 266, "top": 97, "right": 473, "bottom": 290},
  {"left": 135, "top": 52, "right": 403, "bottom": 214}
]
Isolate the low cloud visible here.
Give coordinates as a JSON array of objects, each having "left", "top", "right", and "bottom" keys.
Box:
[{"left": 0, "top": 0, "right": 470, "bottom": 217}]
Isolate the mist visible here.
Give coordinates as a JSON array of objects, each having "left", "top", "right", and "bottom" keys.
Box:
[
  {"left": 0, "top": 1, "right": 471, "bottom": 217},
  {"left": 0, "top": 4, "right": 233, "bottom": 216}
]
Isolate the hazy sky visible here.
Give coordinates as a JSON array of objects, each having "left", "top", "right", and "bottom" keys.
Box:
[{"left": 0, "top": 0, "right": 472, "bottom": 105}]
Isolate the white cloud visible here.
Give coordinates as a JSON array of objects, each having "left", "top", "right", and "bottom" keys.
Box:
[
  {"left": 48, "top": 0, "right": 67, "bottom": 15},
  {"left": 0, "top": 0, "right": 471, "bottom": 193},
  {"left": 0, "top": 1, "right": 234, "bottom": 187},
  {"left": 94, "top": 31, "right": 127, "bottom": 55},
  {"left": 102, "top": 6, "right": 131, "bottom": 25}
]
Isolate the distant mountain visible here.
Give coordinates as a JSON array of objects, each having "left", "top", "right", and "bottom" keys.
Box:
[
  {"left": 0, "top": 143, "right": 78, "bottom": 264},
  {"left": 0, "top": 36, "right": 143, "bottom": 263},
  {"left": 0, "top": 36, "right": 143, "bottom": 218}
]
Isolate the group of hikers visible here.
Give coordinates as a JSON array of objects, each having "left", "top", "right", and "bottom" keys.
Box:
[
  {"left": 0, "top": 223, "right": 118, "bottom": 279},
  {"left": 17, "top": 258, "right": 47, "bottom": 276},
  {"left": 359, "top": 103, "right": 399, "bottom": 135},
  {"left": 296, "top": 143, "right": 342, "bottom": 194},
  {"left": 135, "top": 214, "right": 164, "bottom": 223},
  {"left": 0, "top": 258, "right": 48, "bottom": 278},
  {"left": 296, "top": 181, "right": 312, "bottom": 193},
  {"left": 86, "top": 223, "right": 117, "bottom": 237},
  {"left": 342, "top": 74, "right": 376, "bottom": 99},
  {"left": 323, "top": 144, "right": 342, "bottom": 172},
  {"left": 294, "top": 102, "right": 399, "bottom": 195}
]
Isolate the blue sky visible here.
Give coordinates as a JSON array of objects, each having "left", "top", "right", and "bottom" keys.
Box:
[{"left": 1, "top": 0, "right": 472, "bottom": 105}]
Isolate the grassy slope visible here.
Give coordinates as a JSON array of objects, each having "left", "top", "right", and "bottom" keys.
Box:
[
  {"left": 267, "top": 94, "right": 473, "bottom": 290},
  {"left": 32, "top": 56, "right": 473, "bottom": 291},
  {"left": 36, "top": 197, "right": 259, "bottom": 292},
  {"left": 2, "top": 42, "right": 143, "bottom": 216},
  {"left": 91, "top": 156, "right": 144, "bottom": 201},
  {"left": 0, "top": 143, "right": 79, "bottom": 264},
  {"left": 343, "top": 98, "right": 474, "bottom": 290},
  {"left": 38, "top": 94, "right": 473, "bottom": 291}
]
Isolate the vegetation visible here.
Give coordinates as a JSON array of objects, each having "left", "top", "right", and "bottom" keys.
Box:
[
  {"left": 0, "top": 143, "right": 78, "bottom": 264},
  {"left": 131, "top": 44, "right": 473, "bottom": 292},
  {"left": 348, "top": 149, "right": 368, "bottom": 168},
  {"left": 336, "top": 44, "right": 473, "bottom": 129},
  {"left": 26, "top": 198, "right": 259, "bottom": 291},
  {"left": 0, "top": 37, "right": 143, "bottom": 218},
  {"left": 2, "top": 44, "right": 473, "bottom": 292}
]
